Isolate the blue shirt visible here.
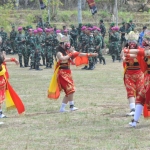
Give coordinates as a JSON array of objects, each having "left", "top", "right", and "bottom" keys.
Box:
[{"left": 139, "top": 31, "right": 145, "bottom": 46}]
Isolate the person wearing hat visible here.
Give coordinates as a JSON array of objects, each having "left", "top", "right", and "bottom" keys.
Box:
[
  {"left": 138, "top": 26, "right": 147, "bottom": 46},
  {"left": 15, "top": 27, "right": 28, "bottom": 68},
  {"left": 78, "top": 26, "right": 89, "bottom": 69},
  {"left": 0, "top": 27, "right": 7, "bottom": 52},
  {"left": 48, "top": 34, "right": 98, "bottom": 112},
  {"left": 108, "top": 23, "right": 115, "bottom": 55},
  {"left": 85, "top": 27, "right": 96, "bottom": 70},
  {"left": 129, "top": 20, "right": 136, "bottom": 31},
  {"left": 36, "top": 28, "right": 46, "bottom": 67},
  {"left": 94, "top": 28, "right": 106, "bottom": 65},
  {"left": 109, "top": 26, "right": 121, "bottom": 62},
  {"left": 70, "top": 25, "right": 78, "bottom": 50},
  {"left": 77, "top": 23, "right": 82, "bottom": 36},
  {"left": 99, "top": 19, "right": 106, "bottom": 38},
  {"left": 37, "top": 17, "right": 44, "bottom": 29},
  {"left": 125, "top": 23, "right": 132, "bottom": 34},
  {"left": 26, "top": 29, "right": 37, "bottom": 69},
  {"left": 121, "top": 30, "right": 150, "bottom": 127},
  {"left": 119, "top": 22, "right": 127, "bottom": 48},
  {"left": 10, "top": 25, "right": 17, "bottom": 54},
  {"left": 44, "top": 29, "right": 53, "bottom": 68},
  {"left": 121, "top": 31, "right": 144, "bottom": 117}
]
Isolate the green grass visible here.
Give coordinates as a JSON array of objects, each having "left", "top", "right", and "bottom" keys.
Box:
[{"left": 0, "top": 55, "right": 150, "bottom": 150}]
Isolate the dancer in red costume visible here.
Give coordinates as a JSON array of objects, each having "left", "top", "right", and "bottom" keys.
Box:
[
  {"left": 0, "top": 51, "right": 25, "bottom": 119},
  {"left": 48, "top": 34, "right": 98, "bottom": 112},
  {"left": 121, "top": 31, "right": 144, "bottom": 116},
  {"left": 122, "top": 30, "right": 150, "bottom": 127}
]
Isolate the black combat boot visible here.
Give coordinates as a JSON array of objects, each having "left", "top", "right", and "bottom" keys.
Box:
[
  {"left": 35, "top": 65, "right": 42, "bottom": 71},
  {"left": 20, "top": 63, "right": 24, "bottom": 68},
  {"left": 102, "top": 57, "right": 106, "bottom": 65},
  {"left": 81, "top": 66, "right": 88, "bottom": 70}
]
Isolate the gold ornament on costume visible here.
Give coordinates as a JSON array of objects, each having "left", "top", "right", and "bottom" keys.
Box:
[{"left": 125, "top": 31, "right": 139, "bottom": 41}]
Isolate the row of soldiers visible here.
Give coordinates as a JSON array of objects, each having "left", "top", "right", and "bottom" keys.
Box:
[{"left": 0, "top": 19, "right": 136, "bottom": 70}]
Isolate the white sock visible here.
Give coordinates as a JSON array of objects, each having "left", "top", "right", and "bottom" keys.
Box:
[
  {"left": 132, "top": 104, "right": 143, "bottom": 126},
  {"left": 69, "top": 101, "right": 74, "bottom": 106},
  {"left": 134, "top": 104, "right": 143, "bottom": 121},
  {"left": 129, "top": 103, "right": 135, "bottom": 110},
  {"left": 60, "top": 103, "right": 66, "bottom": 111}
]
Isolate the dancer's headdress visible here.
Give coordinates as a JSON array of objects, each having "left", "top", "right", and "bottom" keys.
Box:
[
  {"left": 57, "top": 33, "right": 69, "bottom": 43},
  {"left": 125, "top": 31, "right": 139, "bottom": 43}
]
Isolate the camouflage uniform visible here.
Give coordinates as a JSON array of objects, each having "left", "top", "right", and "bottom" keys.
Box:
[
  {"left": 37, "top": 34, "right": 46, "bottom": 65},
  {"left": 119, "top": 23, "right": 126, "bottom": 48},
  {"left": 100, "top": 23, "right": 106, "bottom": 38},
  {"left": 94, "top": 34, "right": 106, "bottom": 65},
  {"left": 78, "top": 32, "right": 88, "bottom": 53},
  {"left": 110, "top": 31, "right": 121, "bottom": 62},
  {"left": 86, "top": 34, "right": 95, "bottom": 70},
  {"left": 26, "top": 34, "right": 36, "bottom": 68},
  {"left": 70, "top": 26, "right": 78, "bottom": 49},
  {"left": 0, "top": 28, "right": 7, "bottom": 51},
  {"left": 10, "top": 27, "right": 17, "bottom": 54},
  {"left": 15, "top": 33, "right": 28, "bottom": 67},
  {"left": 45, "top": 33, "right": 53, "bottom": 68}
]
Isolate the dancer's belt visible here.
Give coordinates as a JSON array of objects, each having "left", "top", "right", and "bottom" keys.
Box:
[
  {"left": 127, "top": 66, "right": 140, "bottom": 70},
  {"left": 59, "top": 63, "right": 70, "bottom": 70}
]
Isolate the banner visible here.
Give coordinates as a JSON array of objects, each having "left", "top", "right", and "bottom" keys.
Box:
[{"left": 86, "top": 0, "right": 97, "bottom": 15}]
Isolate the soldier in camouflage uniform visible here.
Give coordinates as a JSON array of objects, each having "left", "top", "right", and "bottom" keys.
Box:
[
  {"left": 119, "top": 22, "right": 126, "bottom": 48},
  {"left": 108, "top": 23, "right": 115, "bottom": 55},
  {"left": 37, "top": 28, "right": 46, "bottom": 66},
  {"left": 28, "top": 29, "right": 38, "bottom": 69},
  {"left": 129, "top": 20, "right": 136, "bottom": 31},
  {"left": 0, "top": 27, "right": 7, "bottom": 52},
  {"left": 15, "top": 27, "right": 28, "bottom": 67},
  {"left": 77, "top": 23, "right": 82, "bottom": 36},
  {"left": 109, "top": 26, "right": 121, "bottom": 62},
  {"left": 79, "top": 26, "right": 89, "bottom": 69},
  {"left": 10, "top": 25, "right": 17, "bottom": 54},
  {"left": 26, "top": 29, "right": 36, "bottom": 68},
  {"left": 37, "top": 18, "right": 44, "bottom": 29},
  {"left": 70, "top": 25, "right": 78, "bottom": 50},
  {"left": 45, "top": 29, "right": 53, "bottom": 68},
  {"left": 94, "top": 29, "right": 106, "bottom": 65},
  {"left": 86, "top": 28, "right": 95, "bottom": 70},
  {"left": 99, "top": 20, "right": 106, "bottom": 38}
]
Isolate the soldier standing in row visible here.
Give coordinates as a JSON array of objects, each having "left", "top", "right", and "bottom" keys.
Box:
[
  {"left": 15, "top": 27, "right": 28, "bottom": 67},
  {"left": 94, "top": 29, "right": 106, "bottom": 65},
  {"left": 37, "top": 28, "right": 45, "bottom": 66},
  {"left": 70, "top": 25, "right": 78, "bottom": 50},
  {"left": 119, "top": 22, "right": 126, "bottom": 48},
  {"left": 45, "top": 29, "right": 53, "bottom": 68},
  {"left": 109, "top": 26, "right": 120, "bottom": 62},
  {"left": 10, "top": 25, "right": 17, "bottom": 54},
  {"left": 99, "top": 20, "right": 106, "bottom": 38},
  {"left": 0, "top": 27, "right": 7, "bottom": 52}
]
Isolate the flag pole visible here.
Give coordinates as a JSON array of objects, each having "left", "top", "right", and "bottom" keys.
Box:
[{"left": 77, "top": 0, "right": 82, "bottom": 25}]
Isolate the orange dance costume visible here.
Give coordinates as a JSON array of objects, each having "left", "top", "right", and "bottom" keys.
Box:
[
  {"left": 0, "top": 62, "right": 25, "bottom": 114},
  {"left": 123, "top": 58, "right": 144, "bottom": 99},
  {"left": 48, "top": 54, "right": 89, "bottom": 100}
]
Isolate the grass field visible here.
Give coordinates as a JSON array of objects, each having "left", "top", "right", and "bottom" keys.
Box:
[{"left": 1, "top": 54, "right": 150, "bottom": 150}]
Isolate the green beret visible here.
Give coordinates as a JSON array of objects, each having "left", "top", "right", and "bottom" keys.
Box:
[
  {"left": 110, "top": 23, "right": 115, "bottom": 27},
  {"left": 129, "top": 20, "right": 132, "bottom": 22},
  {"left": 100, "top": 19, "right": 103, "bottom": 23},
  {"left": 122, "top": 22, "right": 125, "bottom": 24},
  {"left": 12, "top": 25, "right": 15, "bottom": 28}
]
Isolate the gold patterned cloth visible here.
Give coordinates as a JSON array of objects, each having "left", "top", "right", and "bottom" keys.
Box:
[{"left": 57, "top": 69, "right": 75, "bottom": 96}]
